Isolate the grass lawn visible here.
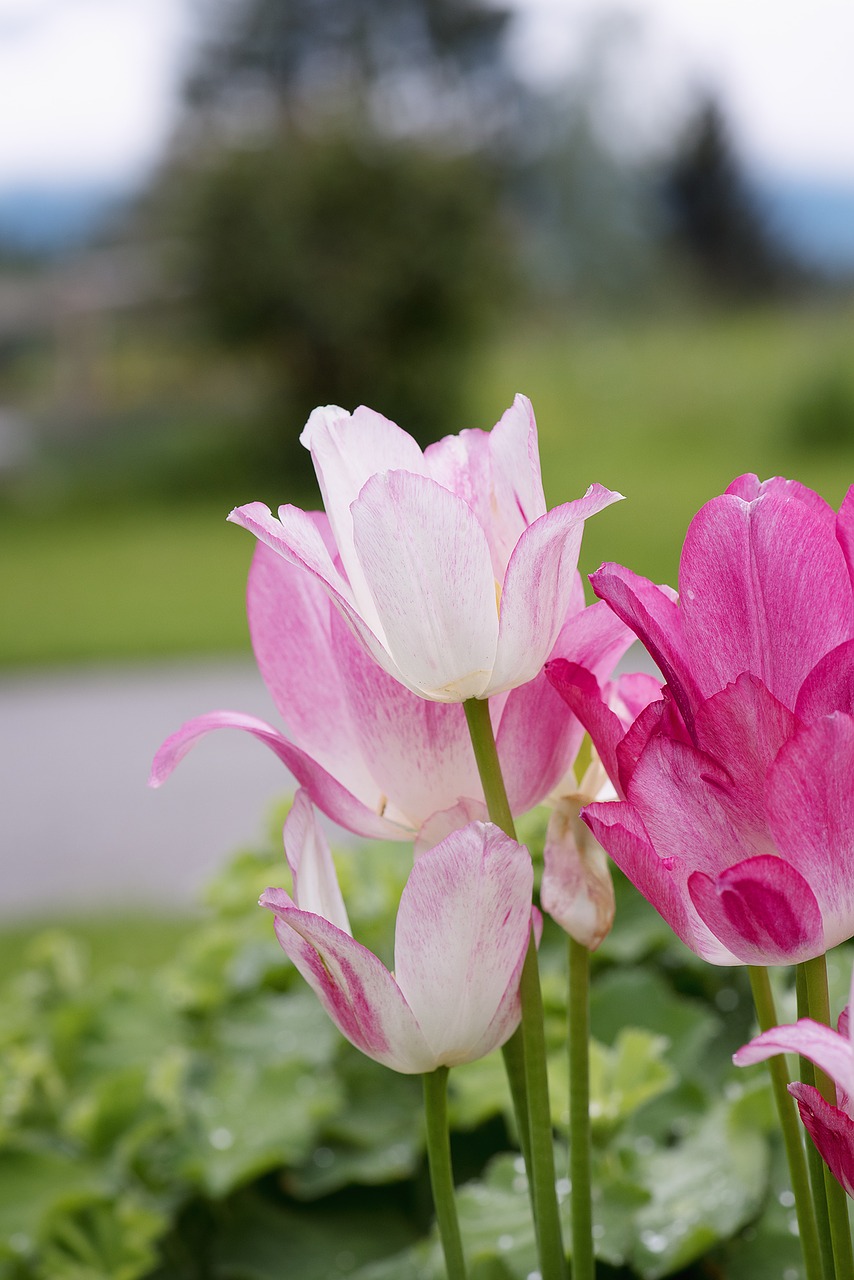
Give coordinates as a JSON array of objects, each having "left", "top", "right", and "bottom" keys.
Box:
[{"left": 2, "top": 299, "right": 853, "bottom": 667}]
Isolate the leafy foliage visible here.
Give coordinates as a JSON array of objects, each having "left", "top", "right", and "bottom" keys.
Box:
[{"left": 0, "top": 809, "right": 841, "bottom": 1278}]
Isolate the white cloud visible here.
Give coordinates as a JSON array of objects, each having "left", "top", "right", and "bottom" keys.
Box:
[{"left": 0, "top": 0, "right": 191, "bottom": 187}]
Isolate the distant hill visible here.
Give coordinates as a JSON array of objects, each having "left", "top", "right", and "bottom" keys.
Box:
[{"left": 0, "top": 183, "right": 130, "bottom": 255}]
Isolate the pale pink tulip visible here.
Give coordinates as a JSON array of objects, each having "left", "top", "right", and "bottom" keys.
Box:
[
  {"left": 734, "top": 968, "right": 854, "bottom": 1197},
  {"left": 150, "top": 531, "right": 633, "bottom": 845},
  {"left": 547, "top": 476, "right": 854, "bottom": 966},
  {"left": 261, "top": 792, "right": 536, "bottom": 1073},
  {"left": 228, "top": 395, "right": 622, "bottom": 701}
]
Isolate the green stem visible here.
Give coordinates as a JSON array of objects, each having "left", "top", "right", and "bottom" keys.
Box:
[
  {"left": 423, "top": 1067, "right": 467, "bottom": 1280},
  {"left": 749, "top": 967, "right": 822, "bottom": 1280},
  {"left": 797, "top": 966, "right": 836, "bottom": 1280},
  {"left": 501, "top": 1031, "right": 533, "bottom": 1177},
  {"left": 800, "top": 956, "right": 854, "bottom": 1280},
  {"left": 464, "top": 697, "right": 567, "bottom": 1280},
  {"left": 568, "top": 936, "right": 594, "bottom": 1280}
]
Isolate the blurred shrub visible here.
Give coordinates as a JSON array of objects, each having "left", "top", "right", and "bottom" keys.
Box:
[
  {"left": 175, "top": 133, "right": 514, "bottom": 472},
  {"left": 787, "top": 366, "right": 854, "bottom": 452}
]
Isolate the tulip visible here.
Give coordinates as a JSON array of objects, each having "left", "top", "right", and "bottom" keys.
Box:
[
  {"left": 150, "top": 528, "right": 633, "bottom": 846},
  {"left": 260, "top": 792, "right": 536, "bottom": 1074},
  {"left": 228, "top": 395, "right": 622, "bottom": 702},
  {"left": 734, "top": 975, "right": 854, "bottom": 1197},
  {"left": 547, "top": 475, "right": 854, "bottom": 966}
]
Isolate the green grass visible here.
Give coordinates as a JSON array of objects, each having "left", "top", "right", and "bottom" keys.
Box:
[{"left": 2, "top": 300, "right": 853, "bottom": 666}]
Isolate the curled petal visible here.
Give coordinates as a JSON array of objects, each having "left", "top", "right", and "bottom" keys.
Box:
[
  {"left": 796, "top": 639, "right": 854, "bottom": 720},
  {"left": 688, "top": 855, "right": 825, "bottom": 965},
  {"left": 487, "top": 486, "right": 623, "bottom": 697},
  {"left": 149, "top": 710, "right": 404, "bottom": 841},
  {"left": 789, "top": 1084, "right": 854, "bottom": 1198},
  {"left": 546, "top": 660, "right": 626, "bottom": 794},
  {"left": 734, "top": 1019, "right": 854, "bottom": 1102}
]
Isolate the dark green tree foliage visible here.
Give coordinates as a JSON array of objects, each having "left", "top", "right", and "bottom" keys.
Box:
[
  {"left": 186, "top": 134, "right": 510, "bottom": 451},
  {"left": 174, "top": 0, "right": 520, "bottom": 461},
  {"left": 662, "top": 98, "right": 793, "bottom": 299}
]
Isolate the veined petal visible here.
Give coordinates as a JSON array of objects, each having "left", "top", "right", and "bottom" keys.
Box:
[
  {"left": 413, "top": 798, "right": 489, "bottom": 857},
  {"left": 247, "top": 541, "right": 379, "bottom": 805},
  {"left": 148, "top": 711, "right": 405, "bottom": 841},
  {"left": 283, "top": 791, "right": 350, "bottom": 934},
  {"left": 582, "top": 800, "right": 739, "bottom": 964},
  {"left": 679, "top": 491, "right": 854, "bottom": 709},
  {"left": 260, "top": 889, "right": 435, "bottom": 1074},
  {"left": 796, "top": 639, "right": 854, "bottom": 720},
  {"left": 789, "top": 1086, "right": 854, "bottom": 1198},
  {"left": 767, "top": 713, "right": 854, "bottom": 948},
  {"left": 688, "top": 856, "right": 825, "bottom": 965},
  {"left": 837, "top": 487, "right": 854, "bottom": 595},
  {"left": 329, "top": 607, "right": 482, "bottom": 828},
  {"left": 351, "top": 470, "right": 499, "bottom": 700},
  {"left": 393, "top": 823, "right": 533, "bottom": 1066},
  {"left": 545, "top": 660, "right": 627, "bottom": 794},
  {"left": 486, "top": 486, "right": 623, "bottom": 697},
  {"left": 734, "top": 1020, "right": 854, "bottom": 1100},
  {"left": 229, "top": 500, "right": 412, "bottom": 692},
  {"left": 726, "top": 473, "right": 840, "bottom": 526},
  {"left": 488, "top": 394, "right": 547, "bottom": 528},
  {"left": 299, "top": 404, "right": 428, "bottom": 622},
  {"left": 590, "top": 563, "right": 698, "bottom": 728}
]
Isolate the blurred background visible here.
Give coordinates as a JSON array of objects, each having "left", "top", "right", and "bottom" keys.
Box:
[{"left": 1, "top": 0, "right": 854, "bottom": 930}]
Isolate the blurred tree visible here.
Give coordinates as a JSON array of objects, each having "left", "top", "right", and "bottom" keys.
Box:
[
  {"left": 661, "top": 97, "right": 794, "bottom": 299},
  {"left": 156, "top": 0, "right": 520, "bottom": 478}
]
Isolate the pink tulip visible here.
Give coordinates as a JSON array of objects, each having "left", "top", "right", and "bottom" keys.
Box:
[
  {"left": 228, "top": 395, "right": 622, "bottom": 702},
  {"left": 734, "top": 970, "right": 854, "bottom": 1197},
  {"left": 547, "top": 475, "right": 854, "bottom": 966},
  {"left": 260, "top": 792, "right": 536, "bottom": 1073},
  {"left": 150, "top": 525, "right": 633, "bottom": 846}
]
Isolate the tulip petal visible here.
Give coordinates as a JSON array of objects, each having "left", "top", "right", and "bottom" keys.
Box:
[
  {"left": 582, "top": 800, "right": 738, "bottom": 963},
  {"left": 837, "top": 487, "right": 854, "bottom": 595},
  {"left": 545, "top": 660, "right": 626, "bottom": 793},
  {"left": 767, "top": 713, "right": 854, "bottom": 949},
  {"left": 329, "top": 606, "right": 483, "bottom": 828},
  {"left": 688, "top": 855, "right": 825, "bottom": 965},
  {"left": 789, "top": 1085, "right": 854, "bottom": 1197},
  {"left": 542, "top": 799, "right": 614, "bottom": 950},
  {"left": 394, "top": 823, "right": 533, "bottom": 1066},
  {"left": 283, "top": 791, "right": 351, "bottom": 935},
  {"left": 590, "top": 563, "right": 698, "bottom": 727},
  {"left": 149, "top": 710, "right": 404, "bottom": 841},
  {"left": 734, "top": 1020, "right": 854, "bottom": 1100},
  {"left": 260, "top": 887, "right": 435, "bottom": 1074},
  {"left": 487, "top": 486, "right": 623, "bottom": 697},
  {"left": 679, "top": 491, "right": 854, "bottom": 709},
  {"left": 247, "top": 541, "right": 381, "bottom": 806},
  {"left": 413, "top": 798, "right": 489, "bottom": 857},
  {"left": 796, "top": 639, "right": 854, "bottom": 720},
  {"left": 352, "top": 470, "right": 499, "bottom": 700},
  {"left": 229, "top": 500, "right": 406, "bottom": 684},
  {"left": 726, "top": 473, "right": 840, "bottom": 527},
  {"left": 299, "top": 404, "right": 428, "bottom": 621},
  {"left": 693, "top": 674, "right": 798, "bottom": 838}
]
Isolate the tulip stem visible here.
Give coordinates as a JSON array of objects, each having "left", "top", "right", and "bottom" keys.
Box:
[
  {"left": 568, "top": 935, "right": 594, "bottom": 1280},
  {"left": 799, "top": 956, "right": 854, "bottom": 1280},
  {"left": 464, "top": 697, "right": 567, "bottom": 1280},
  {"left": 796, "top": 965, "right": 836, "bottom": 1280},
  {"left": 749, "top": 966, "right": 822, "bottom": 1280},
  {"left": 423, "top": 1067, "right": 467, "bottom": 1280}
]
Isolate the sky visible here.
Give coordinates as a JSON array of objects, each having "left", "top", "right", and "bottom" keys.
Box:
[{"left": 0, "top": 0, "right": 852, "bottom": 192}]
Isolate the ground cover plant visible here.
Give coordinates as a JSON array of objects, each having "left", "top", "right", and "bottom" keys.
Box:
[{"left": 2, "top": 805, "right": 845, "bottom": 1280}]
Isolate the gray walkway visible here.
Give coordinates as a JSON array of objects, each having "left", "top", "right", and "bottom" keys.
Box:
[
  {"left": 0, "top": 646, "right": 657, "bottom": 921},
  {"left": 0, "top": 659, "right": 293, "bottom": 920}
]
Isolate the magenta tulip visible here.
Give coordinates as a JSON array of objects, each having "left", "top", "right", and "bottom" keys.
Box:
[
  {"left": 261, "top": 792, "right": 536, "bottom": 1073},
  {"left": 150, "top": 523, "right": 633, "bottom": 845},
  {"left": 228, "top": 395, "right": 621, "bottom": 702},
  {"left": 734, "top": 972, "right": 854, "bottom": 1197},
  {"left": 547, "top": 475, "right": 854, "bottom": 966}
]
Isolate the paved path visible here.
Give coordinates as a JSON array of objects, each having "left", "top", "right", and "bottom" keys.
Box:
[
  {"left": 1, "top": 659, "right": 292, "bottom": 920},
  {"left": 0, "top": 647, "right": 657, "bottom": 921}
]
